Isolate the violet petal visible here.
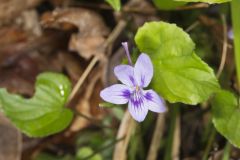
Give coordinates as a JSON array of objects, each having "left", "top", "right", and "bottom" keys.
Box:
[
  {"left": 144, "top": 90, "right": 166, "bottom": 113},
  {"left": 128, "top": 92, "right": 148, "bottom": 122},
  {"left": 134, "top": 54, "right": 153, "bottom": 87},
  {"left": 114, "top": 65, "right": 135, "bottom": 87},
  {"left": 100, "top": 84, "right": 132, "bottom": 104}
]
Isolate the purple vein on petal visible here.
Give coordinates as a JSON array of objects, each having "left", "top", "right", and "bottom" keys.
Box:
[
  {"left": 129, "top": 75, "right": 136, "bottom": 86},
  {"left": 143, "top": 90, "right": 166, "bottom": 113},
  {"left": 141, "top": 76, "right": 145, "bottom": 87},
  {"left": 121, "top": 89, "right": 131, "bottom": 99},
  {"left": 130, "top": 92, "right": 144, "bottom": 109},
  {"left": 144, "top": 92, "right": 153, "bottom": 101},
  {"left": 128, "top": 94, "right": 148, "bottom": 122},
  {"left": 100, "top": 84, "right": 131, "bottom": 104}
]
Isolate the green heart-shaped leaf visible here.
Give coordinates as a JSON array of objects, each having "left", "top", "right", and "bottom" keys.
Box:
[
  {"left": 153, "top": 0, "right": 187, "bottom": 10},
  {"left": 0, "top": 72, "right": 73, "bottom": 137},
  {"left": 135, "top": 21, "right": 220, "bottom": 105},
  {"left": 212, "top": 90, "right": 240, "bottom": 147}
]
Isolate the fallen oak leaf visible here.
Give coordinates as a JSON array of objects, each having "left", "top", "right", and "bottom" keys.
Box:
[{"left": 41, "top": 8, "right": 109, "bottom": 59}]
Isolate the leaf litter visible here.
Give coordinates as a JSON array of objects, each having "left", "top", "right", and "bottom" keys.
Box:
[{"left": 0, "top": 0, "right": 239, "bottom": 160}]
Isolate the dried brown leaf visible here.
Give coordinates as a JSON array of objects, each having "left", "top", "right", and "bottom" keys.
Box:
[
  {"left": 0, "top": 0, "right": 43, "bottom": 23},
  {"left": 0, "top": 55, "right": 40, "bottom": 96},
  {"left": 41, "top": 8, "right": 109, "bottom": 36},
  {"left": 124, "top": 0, "right": 159, "bottom": 28},
  {"left": 58, "top": 52, "right": 83, "bottom": 83},
  {"left": 41, "top": 8, "right": 109, "bottom": 59},
  {"left": 69, "top": 35, "right": 105, "bottom": 59},
  {"left": 69, "top": 68, "right": 105, "bottom": 132},
  {"left": 0, "top": 113, "right": 22, "bottom": 160},
  {"left": 70, "top": 98, "right": 91, "bottom": 132},
  {"left": 0, "top": 27, "right": 70, "bottom": 66},
  {"left": 0, "top": 26, "right": 28, "bottom": 45}
]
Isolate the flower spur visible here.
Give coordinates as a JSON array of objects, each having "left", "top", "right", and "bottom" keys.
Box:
[{"left": 100, "top": 42, "right": 166, "bottom": 122}]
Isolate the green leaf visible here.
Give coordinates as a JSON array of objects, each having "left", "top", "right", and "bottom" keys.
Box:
[
  {"left": 105, "top": 0, "right": 121, "bottom": 11},
  {"left": 76, "top": 147, "right": 102, "bottom": 160},
  {"left": 153, "top": 0, "right": 187, "bottom": 10},
  {"left": 99, "top": 102, "right": 117, "bottom": 108},
  {"left": 135, "top": 22, "right": 220, "bottom": 104},
  {"left": 35, "top": 153, "right": 72, "bottom": 160},
  {"left": 0, "top": 72, "right": 73, "bottom": 137},
  {"left": 175, "top": 0, "right": 231, "bottom": 4},
  {"left": 212, "top": 90, "right": 240, "bottom": 147}
]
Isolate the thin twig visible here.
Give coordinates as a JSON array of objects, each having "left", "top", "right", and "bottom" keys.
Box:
[
  {"left": 200, "top": 15, "right": 228, "bottom": 160},
  {"left": 176, "top": 3, "right": 209, "bottom": 10},
  {"left": 172, "top": 114, "right": 181, "bottom": 160},
  {"left": 113, "top": 111, "right": 136, "bottom": 160},
  {"left": 146, "top": 114, "right": 166, "bottom": 160},
  {"left": 186, "top": 21, "right": 200, "bottom": 33},
  {"left": 68, "top": 56, "right": 98, "bottom": 102},
  {"left": 67, "top": 20, "right": 127, "bottom": 103},
  {"left": 16, "top": 131, "right": 22, "bottom": 160},
  {"left": 217, "top": 14, "right": 228, "bottom": 78},
  {"left": 73, "top": 111, "right": 111, "bottom": 129},
  {"left": 202, "top": 128, "right": 216, "bottom": 160},
  {"left": 123, "top": 7, "right": 157, "bottom": 15},
  {"left": 81, "top": 137, "right": 125, "bottom": 160},
  {"left": 164, "top": 106, "right": 179, "bottom": 160},
  {"left": 104, "top": 20, "right": 127, "bottom": 49},
  {"left": 70, "top": 2, "right": 112, "bottom": 10}
]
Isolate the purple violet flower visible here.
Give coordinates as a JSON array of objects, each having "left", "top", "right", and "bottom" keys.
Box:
[{"left": 100, "top": 42, "right": 166, "bottom": 122}]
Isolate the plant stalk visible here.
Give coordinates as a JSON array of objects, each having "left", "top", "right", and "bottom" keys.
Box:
[
  {"left": 164, "top": 105, "right": 179, "bottom": 160},
  {"left": 231, "top": 0, "right": 240, "bottom": 92},
  {"left": 222, "top": 142, "right": 231, "bottom": 160}
]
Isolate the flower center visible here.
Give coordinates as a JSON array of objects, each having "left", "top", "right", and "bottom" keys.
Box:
[
  {"left": 130, "top": 88, "right": 144, "bottom": 108},
  {"left": 135, "top": 85, "right": 140, "bottom": 92}
]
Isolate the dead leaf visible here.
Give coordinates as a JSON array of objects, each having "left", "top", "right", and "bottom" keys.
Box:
[
  {"left": 69, "top": 68, "right": 105, "bottom": 132},
  {"left": 41, "top": 8, "right": 109, "bottom": 59},
  {"left": 20, "top": 10, "right": 42, "bottom": 36},
  {"left": 69, "top": 35, "right": 105, "bottom": 59},
  {"left": 0, "top": 112, "right": 22, "bottom": 160},
  {"left": 0, "top": 55, "right": 39, "bottom": 96},
  {"left": 124, "top": 0, "right": 159, "bottom": 29},
  {"left": 41, "top": 8, "right": 109, "bottom": 36},
  {"left": 0, "top": 28, "right": 70, "bottom": 66},
  {"left": 70, "top": 98, "right": 91, "bottom": 132},
  {"left": 0, "top": 0, "right": 43, "bottom": 24},
  {"left": 58, "top": 52, "right": 83, "bottom": 83},
  {"left": 0, "top": 26, "right": 28, "bottom": 45},
  {"left": 0, "top": 29, "right": 70, "bottom": 96}
]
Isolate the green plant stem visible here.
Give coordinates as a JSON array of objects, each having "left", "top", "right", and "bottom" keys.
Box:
[
  {"left": 231, "top": 0, "right": 240, "bottom": 91},
  {"left": 222, "top": 142, "right": 231, "bottom": 160},
  {"left": 202, "top": 128, "right": 216, "bottom": 160},
  {"left": 164, "top": 105, "right": 179, "bottom": 160}
]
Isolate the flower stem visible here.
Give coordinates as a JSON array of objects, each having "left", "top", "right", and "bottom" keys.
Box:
[
  {"left": 231, "top": 0, "right": 240, "bottom": 92},
  {"left": 164, "top": 105, "right": 179, "bottom": 160},
  {"left": 202, "top": 127, "right": 216, "bottom": 160},
  {"left": 222, "top": 142, "right": 231, "bottom": 160},
  {"left": 147, "top": 113, "right": 166, "bottom": 160},
  {"left": 122, "top": 42, "right": 133, "bottom": 65}
]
